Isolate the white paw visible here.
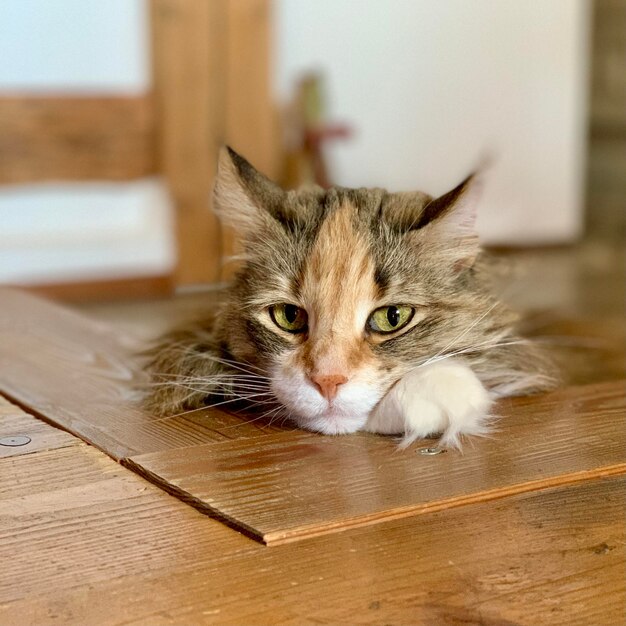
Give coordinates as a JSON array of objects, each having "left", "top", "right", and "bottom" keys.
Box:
[{"left": 364, "top": 360, "right": 493, "bottom": 449}]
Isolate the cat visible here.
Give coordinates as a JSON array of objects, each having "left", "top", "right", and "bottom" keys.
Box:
[{"left": 144, "top": 147, "right": 557, "bottom": 448}]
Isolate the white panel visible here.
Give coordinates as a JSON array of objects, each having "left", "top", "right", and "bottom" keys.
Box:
[
  {"left": 0, "top": 180, "right": 176, "bottom": 284},
  {"left": 0, "top": 0, "right": 150, "bottom": 92},
  {"left": 275, "top": 0, "right": 590, "bottom": 245}
]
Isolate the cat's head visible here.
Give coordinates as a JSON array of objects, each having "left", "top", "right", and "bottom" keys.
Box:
[{"left": 213, "top": 147, "right": 487, "bottom": 434}]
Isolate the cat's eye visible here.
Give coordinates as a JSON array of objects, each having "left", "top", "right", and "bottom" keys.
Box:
[
  {"left": 368, "top": 305, "right": 414, "bottom": 334},
  {"left": 269, "top": 303, "right": 308, "bottom": 333}
]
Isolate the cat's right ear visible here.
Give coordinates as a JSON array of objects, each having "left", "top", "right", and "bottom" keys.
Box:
[{"left": 213, "top": 146, "right": 285, "bottom": 234}]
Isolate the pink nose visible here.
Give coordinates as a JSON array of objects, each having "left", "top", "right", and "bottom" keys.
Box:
[{"left": 310, "top": 374, "right": 348, "bottom": 401}]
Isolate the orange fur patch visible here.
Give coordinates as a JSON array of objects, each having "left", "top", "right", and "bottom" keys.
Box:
[{"left": 298, "top": 202, "right": 377, "bottom": 377}]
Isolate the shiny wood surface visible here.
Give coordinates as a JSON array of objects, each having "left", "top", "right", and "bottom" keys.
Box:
[
  {"left": 1, "top": 250, "right": 625, "bottom": 623},
  {"left": 0, "top": 395, "right": 78, "bottom": 459},
  {"left": 1, "top": 286, "right": 625, "bottom": 547},
  {"left": 126, "top": 380, "right": 626, "bottom": 544},
  {"left": 0, "top": 288, "right": 283, "bottom": 460},
  {"left": 1, "top": 398, "right": 623, "bottom": 625}
]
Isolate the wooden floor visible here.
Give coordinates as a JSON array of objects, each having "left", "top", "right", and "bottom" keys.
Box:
[{"left": 1, "top": 242, "right": 624, "bottom": 625}]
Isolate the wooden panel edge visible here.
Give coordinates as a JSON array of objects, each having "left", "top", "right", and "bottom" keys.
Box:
[
  {"left": 0, "top": 392, "right": 81, "bottom": 459},
  {"left": 15, "top": 274, "right": 174, "bottom": 302},
  {"left": 0, "top": 388, "right": 135, "bottom": 462},
  {"left": 150, "top": 0, "right": 225, "bottom": 285},
  {"left": 262, "top": 463, "right": 626, "bottom": 546},
  {"left": 122, "top": 455, "right": 267, "bottom": 544},
  {"left": 0, "top": 94, "right": 156, "bottom": 183},
  {"left": 124, "top": 451, "right": 626, "bottom": 547}
]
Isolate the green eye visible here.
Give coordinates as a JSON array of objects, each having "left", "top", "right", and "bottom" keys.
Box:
[
  {"left": 368, "top": 305, "right": 414, "bottom": 334},
  {"left": 269, "top": 304, "right": 308, "bottom": 333}
]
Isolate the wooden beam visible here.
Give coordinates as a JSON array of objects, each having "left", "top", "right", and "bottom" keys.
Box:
[
  {"left": 224, "top": 0, "right": 277, "bottom": 178},
  {"left": 0, "top": 95, "right": 155, "bottom": 183},
  {"left": 150, "top": 0, "right": 228, "bottom": 285},
  {"left": 18, "top": 274, "right": 174, "bottom": 303},
  {"left": 221, "top": 0, "right": 279, "bottom": 274},
  {"left": 150, "top": 0, "right": 277, "bottom": 285}
]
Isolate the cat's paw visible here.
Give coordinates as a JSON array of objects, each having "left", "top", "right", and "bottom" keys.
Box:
[{"left": 365, "top": 360, "right": 493, "bottom": 449}]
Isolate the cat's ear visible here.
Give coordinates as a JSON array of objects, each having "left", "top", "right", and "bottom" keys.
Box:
[
  {"left": 417, "top": 173, "right": 480, "bottom": 237},
  {"left": 410, "top": 173, "right": 482, "bottom": 268},
  {"left": 213, "top": 146, "right": 285, "bottom": 234}
]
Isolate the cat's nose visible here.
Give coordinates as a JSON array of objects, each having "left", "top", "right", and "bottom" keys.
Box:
[{"left": 310, "top": 374, "right": 348, "bottom": 401}]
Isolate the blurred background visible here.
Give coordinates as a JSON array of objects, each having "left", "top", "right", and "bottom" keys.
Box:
[{"left": 0, "top": 0, "right": 623, "bottom": 304}]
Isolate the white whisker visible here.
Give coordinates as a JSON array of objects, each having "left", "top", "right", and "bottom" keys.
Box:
[
  {"left": 420, "top": 299, "right": 501, "bottom": 369},
  {"left": 417, "top": 338, "right": 529, "bottom": 370}
]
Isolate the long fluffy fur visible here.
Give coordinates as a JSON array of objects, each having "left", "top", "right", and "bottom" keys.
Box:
[{"left": 143, "top": 148, "right": 558, "bottom": 446}]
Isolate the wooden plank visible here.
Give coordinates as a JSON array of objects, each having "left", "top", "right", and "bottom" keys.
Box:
[
  {"left": 522, "top": 313, "right": 626, "bottom": 386},
  {"left": 221, "top": 0, "right": 278, "bottom": 277},
  {"left": 0, "top": 288, "right": 281, "bottom": 461},
  {"left": 126, "top": 380, "right": 626, "bottom": 545},
  {"left": 0, "top": 433, "right": 255, "bottom": 608},
  {"left": 0, "top": 395, "right": 77, "bottom": 459},
  {"left": 2, "top": 286, "right": 624, "bottom": 547},
  {"left": 150, "top": 0, "right": 227, "bottom": 285},
  {"left": 151, "top": 0, "right": 278, "bottom": 284},
  {"left": 18, "top": 273, "right": 174, "bottom": 303},
  {"left": 224, "top": 0, "right": 276, "bottom": 177},
  {"left": 75, "top": 289, "right": 226, "bottom": 341},
  {"left": 0, "top": 95, "right": 155, "bottom": 183},
  {"left": 3, "top": 475, "right": 623, "bottom": 625}
]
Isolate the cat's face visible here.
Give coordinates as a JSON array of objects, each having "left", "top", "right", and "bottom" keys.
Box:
[{"left": 214, "top": 148, "right": 484, "bottom": 434}]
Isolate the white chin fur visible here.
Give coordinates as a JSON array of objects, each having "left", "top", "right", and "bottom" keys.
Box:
[
  {"left": 271, "top": 368, "right": 381, "bottom": 435},
  {"left": 271, "top": 359, "right": 492, "bottom": 447},
  {"left": 365, "top": 359, "right": 493, "bottom": 449},
  {"left": 297, "top": 412, "right": 369, "bottom": 435}
]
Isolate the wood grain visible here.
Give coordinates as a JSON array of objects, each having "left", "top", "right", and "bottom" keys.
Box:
[
  {"left": 0, "top": 426, "right": 254, "bottom": 609},
  {"left": 20, "top": 273, "right": 173, "bottom": 303},
  {"left": 151, "top": 0, "right": 278, "bottom": 285},
  {"left": 522, "top": 313, "right": 626, "bottom": 386},
  {"left": 151, "top": 0, "right": 226, "bottom": 285},
  {"left": 0, "top": 396, "right": 77, "bottom": 459},
  {"left": 2, "top": 287, "right": 625, "bottom": 548},
  {"left": 0, "top": 95, "right": 155, "bottom": 183},
  {"left": 0, "top": 288, "right": 281, "bottom": 460},
  {"left": 0, "top": 296, "right": 623, "bottom": 624},
  {"left": 126, "top": 380, "right": 626, "bottom": 545},
  {"left": 221, "top": 0, "right": 279, "bottom": 275},
  {"left": 3, "top": 473, "right": 623, "bottom": 626}
]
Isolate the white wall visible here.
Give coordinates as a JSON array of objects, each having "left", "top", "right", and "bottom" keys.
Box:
[
  {"left": 0, "top": 0, "right": 592, "bottom": 287},
  {"left": 275, "top": 0, "right": 590, "bottom": 245},
  {"left": 0, "top": 0, "right": 150, "bottom": 93},
  {"left": 0, "top": 0, "right": 175, "bottom": 286},
  {"left": 0, "top": 181, "right": 175, "bottom": 284}
]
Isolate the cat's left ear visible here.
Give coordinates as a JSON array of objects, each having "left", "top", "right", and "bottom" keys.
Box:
[
  {"left": 411, "top": 173, "right": 483, "bottom": 268},
  {"left": 417, "top": 173, "right": 481, "bottom": 238},
  {"left": 213, "top": 146, "right": 286, "bottom": 235}
]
